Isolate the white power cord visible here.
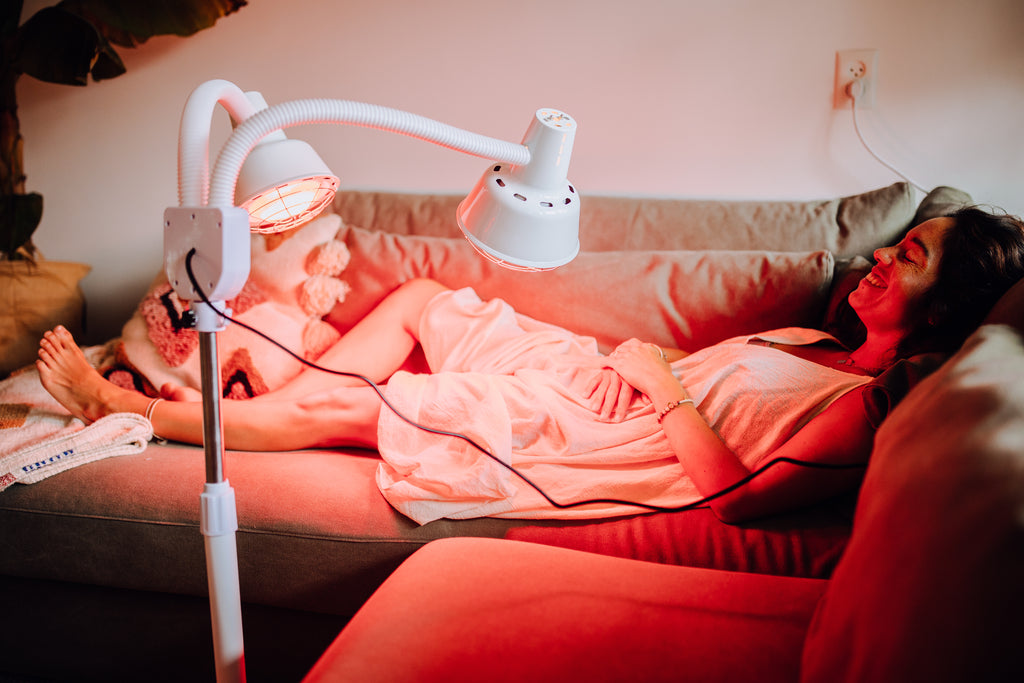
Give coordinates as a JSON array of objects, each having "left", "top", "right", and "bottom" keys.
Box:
[{"left": 847, "top": 78, "right": 927, "bottom": 193}]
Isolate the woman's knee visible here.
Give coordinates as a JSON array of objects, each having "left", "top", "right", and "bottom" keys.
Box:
[
  {"left": 396, "top": 278, "right": 448, "bottom": 301},
  {"left": 390, "top": 278, "right": 448, "bottom": 328}
]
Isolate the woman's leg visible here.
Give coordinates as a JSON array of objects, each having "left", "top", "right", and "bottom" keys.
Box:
[
  {"left": 253, "top": 277, "right": 448, "bottom": 401},
  {"left": 160, "top": 384, "right": 383, "bottom": 451},
  {"left": 37, "top": 326, "right": 382, "bottom": 451}
]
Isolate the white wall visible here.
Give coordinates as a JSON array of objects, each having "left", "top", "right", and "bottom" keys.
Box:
[{"left": 17, "top": 0, "right": 1024, "bottom": 343}]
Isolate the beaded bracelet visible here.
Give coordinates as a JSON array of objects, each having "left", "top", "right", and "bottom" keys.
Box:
[{"left": 657, "top": 398, "right": 695, "bottom": 423}]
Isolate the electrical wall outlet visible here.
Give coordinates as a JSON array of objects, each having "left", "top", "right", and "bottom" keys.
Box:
[{"left": 833, "top": 49, "right": 878, "bottom": 109}]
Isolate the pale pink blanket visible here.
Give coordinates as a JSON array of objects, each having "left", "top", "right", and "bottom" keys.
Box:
[{"left": 376, "top": 288, "right": 869, "bottom": 523}]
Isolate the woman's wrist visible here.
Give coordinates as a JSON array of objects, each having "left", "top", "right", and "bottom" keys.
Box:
[
  {"left": 648, "top": 379, "right": 691, "bottom": 412},
  {"left": 657, "top": 397, "right": 695, "bottom": 422}
]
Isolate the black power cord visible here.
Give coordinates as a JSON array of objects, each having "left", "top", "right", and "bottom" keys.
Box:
[{"left": 184, "top": 249, "right": 864, "bottom": 515}]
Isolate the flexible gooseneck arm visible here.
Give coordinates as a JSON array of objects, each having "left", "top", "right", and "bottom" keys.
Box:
[
  {"left": 207, "top": 99, "right": 532, "bottom": 208},
  {"left": 177, "top": 79, "right": 263, "bottom": 208}
]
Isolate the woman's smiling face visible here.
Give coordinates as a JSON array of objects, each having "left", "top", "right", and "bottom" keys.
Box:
[{"left": 849, "top": 217, "right": 955, "bottom": 337}]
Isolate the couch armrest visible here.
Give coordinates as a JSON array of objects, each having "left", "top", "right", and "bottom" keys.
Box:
[{"left": 801, "top": 325, "right": 1024, "bottom": 682}]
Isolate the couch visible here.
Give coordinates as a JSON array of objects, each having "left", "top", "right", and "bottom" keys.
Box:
[{"left": 3, "top": 182, "right": 1010, "bottom": 682}]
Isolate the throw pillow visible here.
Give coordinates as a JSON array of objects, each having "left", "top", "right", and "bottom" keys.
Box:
[{"left": 0, "top": 257, "right": 91, "bottom": 376}]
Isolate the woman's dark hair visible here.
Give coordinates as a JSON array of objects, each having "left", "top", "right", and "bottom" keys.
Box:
[
  {"left": 898, "top": 206, "right": 1024, "bottom": 357},
  {"left": 826, "top": 206, "right": 1024, "bottom": 360}
]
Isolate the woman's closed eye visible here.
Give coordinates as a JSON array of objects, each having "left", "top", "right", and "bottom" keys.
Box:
[{"left": 900, "top": 235, "right": 932, "bottom": 268}]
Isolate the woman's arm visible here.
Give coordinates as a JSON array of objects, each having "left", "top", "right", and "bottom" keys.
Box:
[
  {"left": 660, "top": 386, "right": 874, "bottom": 523},
  {"left": 605, "top": 339, "right": 874, "bottom": 523}
]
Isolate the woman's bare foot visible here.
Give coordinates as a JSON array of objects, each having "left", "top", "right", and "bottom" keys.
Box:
[{"left": 36, "top": 326, "right": 148, "bottom": 423}]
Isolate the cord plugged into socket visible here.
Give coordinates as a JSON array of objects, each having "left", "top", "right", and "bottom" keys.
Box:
[{"left": 834, "top": 49, "right": 878, "bottom": 109}]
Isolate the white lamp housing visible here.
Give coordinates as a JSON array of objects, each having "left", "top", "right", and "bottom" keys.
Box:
[
  {"left": 457, "top": 109, "right": 579, "bottom": 271},
  {"left": 163, "top": 206, "right": 252, "bottom": 306},
  {"left": 237, "top": 160, "right": 338, "bottom": 234},
  {"left": 233, "top": 93, "right": 339, "bottom": 233}
]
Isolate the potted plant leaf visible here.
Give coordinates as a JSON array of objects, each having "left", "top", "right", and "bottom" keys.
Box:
[{"left": 0, "top": 0, "right": 246, "bottom": 375}]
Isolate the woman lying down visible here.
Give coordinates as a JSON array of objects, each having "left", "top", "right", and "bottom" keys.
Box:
[{"left": 37, "top": 208, "right": 1024, "bottom": 524}]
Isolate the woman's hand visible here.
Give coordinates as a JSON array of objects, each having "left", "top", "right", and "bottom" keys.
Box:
[
  {"left": 583, "top": 368, "right": 639, "bottom": 422},
  {"left": 603, "top": 338, "right": 683, "bottom": 406}
]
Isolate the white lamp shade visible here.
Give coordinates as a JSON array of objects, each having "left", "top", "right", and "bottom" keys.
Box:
[
  {"left": 235, "top": 137, "right": 339, "bottom": 233},
  {"left": 457, "top": 108, "right": 580, "bottom": 271},
  {"left": 457, "top": 164, "right": 580, "bottom": 270}
]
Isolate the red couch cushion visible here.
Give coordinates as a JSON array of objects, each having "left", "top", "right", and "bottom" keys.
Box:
[{"left": 305, "top": 537, "right": 827, "bottom": 683}]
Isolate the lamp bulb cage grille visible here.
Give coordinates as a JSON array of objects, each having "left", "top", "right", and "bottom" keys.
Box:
[{"left": 241, "top": 175, "right": 339, "bottom": 233}]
